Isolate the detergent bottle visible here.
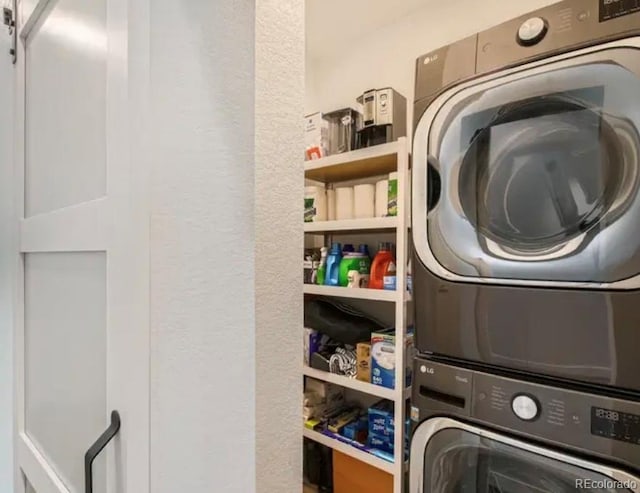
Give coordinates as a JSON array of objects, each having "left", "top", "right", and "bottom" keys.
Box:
[
  {"left": 316, "top": 247, "right": 328, "bottom": 285},
  {"left": 369, "top": 243, "right": 394, "bottom": 289},
  {"left": 324, "top": 243, "right": 343, "bottom": 286}
]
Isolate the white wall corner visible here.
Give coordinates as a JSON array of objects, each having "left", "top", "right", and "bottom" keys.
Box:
[{"left": 255, "top": 0, "right": 304, "bottom": 492}]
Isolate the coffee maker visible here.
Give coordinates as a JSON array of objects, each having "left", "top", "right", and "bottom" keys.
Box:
[{"left": 356, "top": 88, "right": 407, "bottom": 148}]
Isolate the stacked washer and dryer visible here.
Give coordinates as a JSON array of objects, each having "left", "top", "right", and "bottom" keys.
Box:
[{"left": 410, "top": 0, "right": 640, "bottom": 491}]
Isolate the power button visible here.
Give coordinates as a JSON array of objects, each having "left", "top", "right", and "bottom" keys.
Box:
[{"left": 517, "top": 17, "right": 548, "bottom": 46}]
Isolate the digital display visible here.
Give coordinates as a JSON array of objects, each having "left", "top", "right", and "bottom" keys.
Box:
[
  {"left": 591, "top": 407, "right": 640, "bottom": 445},
  {"left": 594, "top": 408, "right": 620, "bottom": 422},
  {"left": 600, "top": 0, "right": 640, "bottom": 22}
]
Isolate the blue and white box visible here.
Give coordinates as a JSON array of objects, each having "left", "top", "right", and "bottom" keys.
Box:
[
  {"left": 370, "top": 330, "right": 413, "bottom": 389},
  {"left": 368, "top": 400, "right": 394, "bottom": 435},
  {"left": 368, "top": 432, "right": 394, "bottom": 453}
]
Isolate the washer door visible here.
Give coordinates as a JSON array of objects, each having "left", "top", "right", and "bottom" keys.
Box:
[
  {"left": 413, "top": 39, "right": 640, "bottom": 288},
  {"left": 410, "top": 418, "right": 640, "bottom": 493}
]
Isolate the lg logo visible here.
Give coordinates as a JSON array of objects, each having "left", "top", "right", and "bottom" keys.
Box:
[
  {"left": 423, "top": 54, "right": 439, "bottom": 65},
  {"left": 420, "top": 365, "right": 435, "bottom": 374}
]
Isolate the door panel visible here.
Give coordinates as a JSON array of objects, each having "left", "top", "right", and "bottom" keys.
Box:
[
  {"left": 15, "top": 0, "right": 149, "bottom": 492},
  {"left": 24, "top": 252, "right": 107, "bottom": 493},
  {"left": 25, "top": 0, "right": 107, "bottom": 217}
]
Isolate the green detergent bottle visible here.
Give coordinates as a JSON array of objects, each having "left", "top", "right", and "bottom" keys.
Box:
[{"left": 338, "top": 253, "right": 370, "bottom": 287}]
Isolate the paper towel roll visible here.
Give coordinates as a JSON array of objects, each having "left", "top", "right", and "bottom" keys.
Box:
[
  {"left": 375, "top": 180, "right": 389, "bottom": 217},
  {"left": 304, "top": 186, "right": 327, "bottom": 222},
  {"left": 326, "top": 189, "right": 337, "bottom": 221},
  {"left": 354, "top": 184, "right": 375, "bottom": 219},
  {"left": 335, "top": 187, "right": 354, "bottom": 220}
]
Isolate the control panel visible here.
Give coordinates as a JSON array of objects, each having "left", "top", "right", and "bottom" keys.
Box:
[
  {"left": 600, "top": 0, "right": 640, "bottom": 22},
  {"left": 476, "top": 0, "right": 640, "bottom": 74},
  {"left": 592, "top": 407, "right": 640, "bottom": 444},
  {"left": 412, "top": 357, "right": 640, "bottom": 469}
]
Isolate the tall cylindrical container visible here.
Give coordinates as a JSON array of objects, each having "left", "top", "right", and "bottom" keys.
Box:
[{"left": 335, "top": 187, "right": 354, "bottom": 220}]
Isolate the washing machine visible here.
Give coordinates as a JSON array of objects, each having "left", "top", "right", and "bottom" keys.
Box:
[
  {"left": 412, "top": 0, "right": 640, "bottom": 392},
  {"left": 410, "top": 357, "right": 640, "bottom": 492}
]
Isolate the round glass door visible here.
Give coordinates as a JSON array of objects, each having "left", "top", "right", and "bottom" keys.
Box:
[
  {"left": 457, "top": 93, "right": 626, "bottom": 254},
  {"left": 417, "top": 48, "right": 640, "bottom": 285},
  {"left": 423, "top": 428, "right": 636, "bottom": 492}
]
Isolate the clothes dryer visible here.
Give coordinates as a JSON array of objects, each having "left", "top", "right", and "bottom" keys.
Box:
[{"left": 413, "top": 0, "right": 640, "bottom": 392}]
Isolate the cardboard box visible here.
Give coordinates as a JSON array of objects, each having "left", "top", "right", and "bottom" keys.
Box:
[
  {"left": 341, "top": 415, "right": 368, "bottom": 442},
  {"left": 367, "top": 432, "right": 394, "bottom": 454},
  {"left": 333, "top": 451, "right": 393, "bottom": 493},
  {"left": 370, "top": 420, "right": 391, "bottom": 437},
  {"left": 303, "top": 328, "right": 321, "bottom": 366},
  {"left": 328, "top": 407, "right": 360, "bottom": 434},
  {"left": 304, "top": 112, "right": 328, "bottom": 161},
  {"left": 304, "top": 378, "right": 344, "bottom": 416},
  {"left": 356, "top": 342, "right": 371, "bottom": 382},
  {"left": 370, "top": 330, "right": 414, "bottom": 389},
  {"left": 368, "top": 400, "right": 394, "bottom": 435}
]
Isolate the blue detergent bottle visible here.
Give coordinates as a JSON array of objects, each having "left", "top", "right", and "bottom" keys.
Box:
[{"left": 324, "top": 243, "right": 343, "bottom": 286}]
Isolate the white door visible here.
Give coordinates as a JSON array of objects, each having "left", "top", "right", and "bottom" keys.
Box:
[{"left": 14, "top": 1, "right": 149, "bottom": 493}]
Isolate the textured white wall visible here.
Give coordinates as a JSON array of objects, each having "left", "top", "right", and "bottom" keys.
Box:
[
  {"left": 306, "top": 0, "right": 561, "bottom": 128},
  {"left": 255, "top": 0, "right": 304, "bottom": 492},
  {"left": 148, "top": 0, "right": 303, "bottom": 491},
  {"left": 148, "top": 0, "right": 257, "bottom": 491},
  {"left": 0, "top": 22, "right": 13, "bottom": 493}
]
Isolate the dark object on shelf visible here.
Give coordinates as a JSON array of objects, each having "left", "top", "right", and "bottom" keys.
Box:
[
  {"left": 304, "top": 297, "right": 384, "bottom": 346},
  {"left": 304, "top": 439, "right": 334, "bottom": 492},
  {"left": 304, "top": 248, "right": 321, "bottom": 284},
  {"left": 324, "top": 108, "right": 362, "bottom": 155},
  {"left": 310, "top": 351, "right": 332, "bottom": 372}
]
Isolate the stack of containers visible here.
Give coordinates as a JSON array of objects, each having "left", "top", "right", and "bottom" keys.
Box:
[
  {"left": 367, "top": 401, "right": 395, "bottom": 461},
  {"left": 367, "top": 400, "right": 410, "bottom": 461}
]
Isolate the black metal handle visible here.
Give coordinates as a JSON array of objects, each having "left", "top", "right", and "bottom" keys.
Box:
[{"left": 85, "top": 410, "right": 121, "bottom": 493}]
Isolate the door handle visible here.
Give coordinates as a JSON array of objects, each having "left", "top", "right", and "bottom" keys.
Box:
[
  {"left": 85, "top": 410, "right": 121, "bottom": 493},
  {"left": 427, "top": 161, "right": 441, "bottom": 213}
]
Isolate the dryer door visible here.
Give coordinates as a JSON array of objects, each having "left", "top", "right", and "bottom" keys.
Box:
[
  {"left": 413, "top": 40, "right": 640, "bottom": 288},
  {"left": 410, "top": 418, "right": 640, "bottom": 493}
]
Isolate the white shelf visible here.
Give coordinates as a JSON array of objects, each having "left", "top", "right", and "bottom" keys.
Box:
[
  {"left": 302, "top": 137, "right": 410, "bottom": 493},
  {"left": 304, "top": 141, "right": 399, "bottom": 183},
  {"left": 303, "top": 366, "right": 396, "bottom": 400},
  {"left": 303, "top": 428, "right": 395, "bottom": 475},
  {"left": 303, "top": 284, "right": 397, "bottom": 302},
  {"left": 304, "top": 216, "right": 397, "bottom": 234}
]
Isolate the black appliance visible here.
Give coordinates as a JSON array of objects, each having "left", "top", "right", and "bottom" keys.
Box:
[
  {"left": 411, "top": 0, "right": 640, "bottom": 392},
  {"left": 410, "top": 358, "right": 640, "bottom": 492}
]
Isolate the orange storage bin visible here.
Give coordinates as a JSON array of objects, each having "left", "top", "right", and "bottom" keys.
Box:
[{"left": 332, "top": 451, "right": 393, "bottom": 493}]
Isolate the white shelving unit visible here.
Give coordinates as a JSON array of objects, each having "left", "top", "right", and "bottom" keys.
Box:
[
  {"left": 303, "top": 365, "right": 396, "bottom": 400},
  {"left": 303, "top": 284, "right": 397, "bottom": 302},
  {"left": 303, "top": 137, "right": 410, "bottom": 493},
  {"left": 303, "top": 428, "right": 395, "bottom": 475},
  {"left": 304, "top": 216, "right": 398, "bottom": 234}
]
